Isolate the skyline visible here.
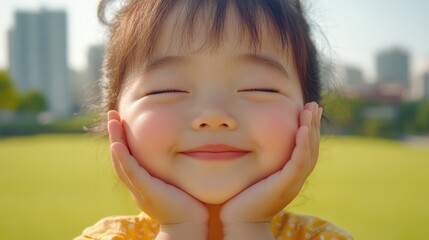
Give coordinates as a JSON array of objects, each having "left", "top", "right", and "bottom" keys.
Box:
[{"left": 0, "top": 0, "right": 428, "bottom": 80}]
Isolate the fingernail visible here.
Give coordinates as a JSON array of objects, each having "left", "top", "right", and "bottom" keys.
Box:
[{"left": 107, "top": 110, "right": 113, "bottom": 121}]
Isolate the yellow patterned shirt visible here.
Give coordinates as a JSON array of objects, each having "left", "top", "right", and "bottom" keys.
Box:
[{"left": 75, "top": 211, "right": 352, "bottom": 240}]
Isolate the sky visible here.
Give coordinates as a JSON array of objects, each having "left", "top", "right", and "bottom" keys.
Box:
[{"left": 0, "top": 0, "right": 428, "bottom": 81}]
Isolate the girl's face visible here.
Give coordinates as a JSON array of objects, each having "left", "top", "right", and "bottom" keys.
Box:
[{"left": 118, "top": 6, "right": 304, "bottom": 204}]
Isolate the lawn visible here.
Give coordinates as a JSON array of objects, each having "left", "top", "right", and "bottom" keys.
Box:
[{"left": 0, "top": 135, "right": 428, "bottom": 239}]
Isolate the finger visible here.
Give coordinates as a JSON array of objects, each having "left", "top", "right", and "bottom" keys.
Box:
[
  {"left": 313, "top": 106, "right": 323, "bottom": 137},
  {"left": 111, "top": 142, "right": 158, "bottom": 199},
  {"left": 304, "top": 103, "right": 320, "bottom": 169},
  {"left": 258, "top": 125, "right": 310, "bottom": 201},
  {"left": 110, "top": 143, "right": 144, "bottom": 201},
  {"left": 261, "top": 125, "right": 309, "bottom": 198},
  {"left": 107, "top": 110, "right": 121, "bottom": 122},
  {"left": 108, "top": 116, "right": 127, "bottom": 147},
  {"left": 316, "top": 107, "right": 323, "bottom": 130},
  {"left": 301, "top": 102, "right": 321, "bottom": 158},
  {"left": 299, "top": 108, "right": 313, "bottom": 129},
  {"left": 285, "top": 125, "right": 311, "bottom": 178},
  {"left": 108, "top": 112, "right": 143, "bottom": 198},
  {"left": 311, "top": 103, "right": 319, "bottom": 129},
  {"left": 302, "top": 101, "right": 314, "bottom": 126},
  {"left": 284, "top": 104, "right": 314, "bottom": 179}
]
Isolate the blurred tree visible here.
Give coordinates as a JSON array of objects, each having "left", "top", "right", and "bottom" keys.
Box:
[
  {"left": 396, "top": 102, "right": 419, "bottom": 133},
  {"left": 17, "top": 91, "right": 47, "bottom": 113},
  {"left": 322, "top": 93, "right": 429, "bottom": 137},
  {"left": 415, "top": 101, "right": 429, "bottom": 132},
  {"left": 0, "top": 71, "right": 19, "bottom": 110}
]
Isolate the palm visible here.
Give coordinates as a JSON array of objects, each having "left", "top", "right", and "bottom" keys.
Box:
[
  {"left": 221, "top": 102, "right": 321, "bottom": 224},
  {"left": 108, "top": 110, "right": 208, "bottom": 225}
]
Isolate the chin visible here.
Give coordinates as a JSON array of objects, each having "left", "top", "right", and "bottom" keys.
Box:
[
  {"left": 182, "top": 183, "right": 245, "bottom": 204},
  {"left": 192, "top": 192, "right": 235, "bottom": 204}
]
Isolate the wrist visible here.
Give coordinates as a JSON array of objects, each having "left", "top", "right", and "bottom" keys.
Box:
[
  {"left": 156, "top": 222, "right": 208, "bottom": 240},
  {"left": 223, "top": 222, "right": 273, "bottom": 240}
]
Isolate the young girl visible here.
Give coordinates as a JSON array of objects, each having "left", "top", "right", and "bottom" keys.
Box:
[{"left": 76, "top": 0, "right": 352, "bottom": 239}]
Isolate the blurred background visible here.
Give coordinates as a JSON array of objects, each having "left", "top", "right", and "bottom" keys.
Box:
[{"left": 0, "top": 0, "right": 428, "bottom": 239}]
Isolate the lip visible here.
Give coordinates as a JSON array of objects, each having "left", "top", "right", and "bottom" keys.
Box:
[{"left": 179, "top": 144, "right": 250, "bottom": 160}]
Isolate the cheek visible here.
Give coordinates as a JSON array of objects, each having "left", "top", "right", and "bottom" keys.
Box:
[
  {"left": 122, "top": 107, "right": 181, "bottom": 173},
  {"left": 250, "top": 104, "right": 299, "bottom": 169}
]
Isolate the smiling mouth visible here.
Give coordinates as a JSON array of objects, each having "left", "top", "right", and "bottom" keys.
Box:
[
  {"left": 181, "top": 151, "right": 249, "bottom": 160},
  {"left": 179, "top": 144, "right": 250, "bottom": 160}
]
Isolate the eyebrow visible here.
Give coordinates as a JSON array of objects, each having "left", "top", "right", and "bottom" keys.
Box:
[
  {"left": 143, "top": 56, "right": 189, "bottom": 74},
  {"left": 237, "top": 54, "right": 290, "bottom": 78},
  {"left": 143, "top": 54, "right": 289, "bottom": 77}
]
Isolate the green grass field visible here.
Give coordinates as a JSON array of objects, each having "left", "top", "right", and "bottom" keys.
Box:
[{"left": 0, "top": 135, "right": 428, "bottom": 239}]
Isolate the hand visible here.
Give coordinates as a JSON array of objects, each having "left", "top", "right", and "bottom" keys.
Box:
[
  {"left": 220, "top": 102, "right": 322, "bottom": 240},
  {"left": 107, "top": 110, "right": 208, "bottom": 239}
]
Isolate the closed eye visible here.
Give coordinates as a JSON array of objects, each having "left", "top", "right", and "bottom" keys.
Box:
[
  {"left": 238, "top": 88, "right": 280, "bottom": 93},
  {"left": 145, "top": 89, "right": 188, "bottom": 96}
]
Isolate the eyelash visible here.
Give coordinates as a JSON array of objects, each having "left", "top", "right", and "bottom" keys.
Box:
[
  {"left": 146, "top": 88, "right": 280, "bottom": 96},
  {"left": 239, "top": 88, "right": 280, "bottom": 93},
  {"left": 146, "top": 89, "right": 188, "bottom": 95}
]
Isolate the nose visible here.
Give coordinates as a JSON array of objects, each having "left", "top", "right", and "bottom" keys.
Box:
[{"left": 192, "top": 109, "right": 238, "bottom": 131}]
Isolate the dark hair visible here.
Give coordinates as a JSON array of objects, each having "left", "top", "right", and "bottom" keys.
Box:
[{"left": 96, "top": 0, "right": 321, "bottom": 132}]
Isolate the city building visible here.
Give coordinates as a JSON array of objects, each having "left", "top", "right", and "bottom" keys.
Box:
[
  {"left": 69, "top": 69, "right": 88, "bottom": 112},
  {"left": 8, "top": 9, "right": 72, "bottom": 117},
  {"left": 424, "top": 72, "right": 429, "bottom": 99},
  {"left": 375, "top": 47, "right": 410, "bottom": 101},
  {"left": 335, "top": 64, "right": 370, "bottom": 98},
  {"left": 343, "top": 65, "right": 364, "bottom": 86},
  {"left": 70, "top": 44, "right": 104, "bottom": 111},
  {"left": 87, "top": 45, "right": 104, "bottom": 84},
  {"left": 376, "top": 47, "right": 410, "bottom": 85}
]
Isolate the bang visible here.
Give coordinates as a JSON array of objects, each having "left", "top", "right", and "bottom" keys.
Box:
[
  {"left": 99, "top": 0, "right": 315, "bottom": 109},
  {"left": 173, "top": 1, "right": 306, "bottom": 63}
]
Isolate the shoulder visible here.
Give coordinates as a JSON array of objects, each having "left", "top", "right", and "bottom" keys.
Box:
[
  {"left": 270, "top": 211, "right": 353, "bottom": 240},
  {"left": 74, "top": 213, "right": 160, "bottom": 240},
  {"left": 75, "top": 211, "right": 352, "bottom": 239}
]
